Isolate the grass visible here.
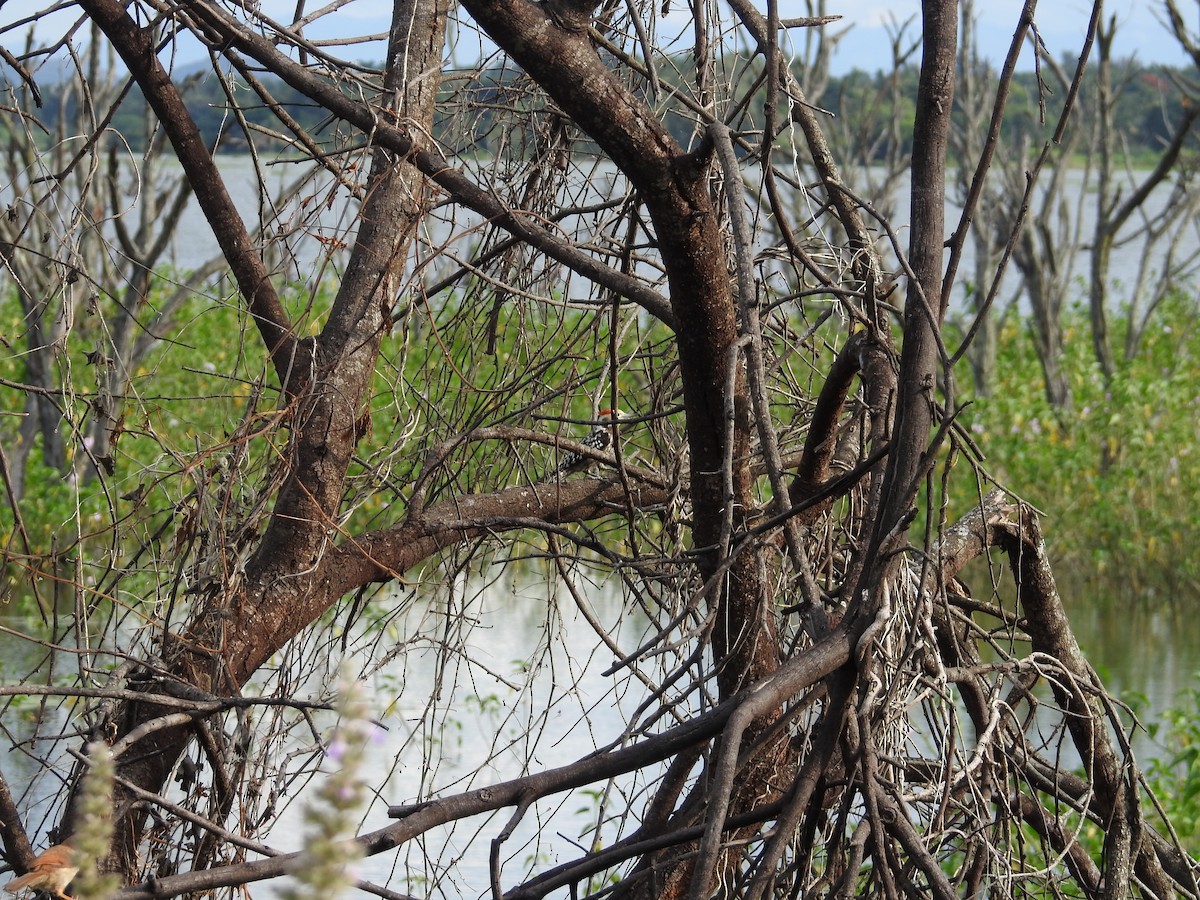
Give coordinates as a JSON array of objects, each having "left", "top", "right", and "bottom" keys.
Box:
[
  {"left": 952, "top": 290, "right": 1200, "bottom": 595},
  {"left": 3, "top": 274, "right": 1199, "bottom": 599}
]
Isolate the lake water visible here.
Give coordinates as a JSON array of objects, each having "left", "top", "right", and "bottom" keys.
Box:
[
  {"left": 151, "top": 156, "right": 1200, "bottom": 321},
  {"left": 2, "top": 565, "right": 1195, "bottom": 897},
  {"left": 232, "top": 572, "right": 1200, "bottom": 895},
  {"left": 265, "top": 574, "right": 660, "bottom": 896}
]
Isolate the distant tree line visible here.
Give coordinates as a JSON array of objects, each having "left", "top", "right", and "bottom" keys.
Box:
[
  {"left": 9, "top": 55, "right": 1194, "bottom": 161},
  {"left": 824, "top": 60, "right": 1195, "bottom": 163}
]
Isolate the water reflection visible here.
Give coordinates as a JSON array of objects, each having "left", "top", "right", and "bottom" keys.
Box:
[
  {"left": 1067, "top": 590, "right": 1200, "bottom": 735},
  {"left": 0, "top": 619, "right": 76, "bottom": 846},
  {"left": 2, "top": 568, "right": 1197, "bottom": 896},
  {"left": 264, "top": 572, "right": 658, "bottom": 896},
  {"left": 246, "top": 573, "right": 1200, "bottom": 895}
]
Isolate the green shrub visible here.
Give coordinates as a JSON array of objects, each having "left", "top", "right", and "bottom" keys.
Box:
[
  {"left": 955, "top": 290, "right": 1200, "bottom": 594},
  {"left": 1140, "top": 678, "right": 1200, "bottom": 854}
]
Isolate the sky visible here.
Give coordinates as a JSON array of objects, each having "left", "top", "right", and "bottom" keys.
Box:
[
  {"left": 2, "top": 0, "right": 1196, "bottom": 75},
  {"left": 815, "top": 0, "right": 1195, "bottom": 74},
  {"left": 303, "top": 0, "right": 1200, "bottom": 74}
]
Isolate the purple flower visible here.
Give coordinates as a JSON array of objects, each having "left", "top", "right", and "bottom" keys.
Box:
[{"left": 325, "top": 737, "right": 348, "bottom": 762}]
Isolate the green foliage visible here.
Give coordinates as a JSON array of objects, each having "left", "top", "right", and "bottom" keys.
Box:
[
  {"left": 0, "top": 283, "right": 269, "bottom": 604},
  {"left": 0, "top": 267, "right": 674, "bottom": 604},
  {"left": 0, "top": 453, "right": 109, "bottom": 556},
  {"left": 1149, "top": 754, "right": 1200, "bottom": 847},
  {"left": 339, "top": 288, "right": 673, "bottom": 538},
  {"left": 6, "top": 268, "right": 1199, "bottom": 604},
  {"left": 954, "top": 290, "right": 1200, "bottom": 594},
  {"left": 1142, "top": 678, "right": 1200, "bottom": 853}
]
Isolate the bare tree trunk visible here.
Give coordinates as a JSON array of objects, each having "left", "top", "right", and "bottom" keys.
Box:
[
  {"left": 875, "top": 0, "right": 956, "bottom": 537},
  {"left": 1089, "top": 19, "right": 1119, "bottom": 386},
  {"left": 1022, "top": 222, "right": 1075, "bottom": 412},
  {"left": 1089, "top": 14, "right": 1200, "bottom": 389},
  {"left": 71, "top": 0, "right": 449, "bottom": 873},
  {"left": 452, "top": 5, "right": 777, "bottom": 896}
]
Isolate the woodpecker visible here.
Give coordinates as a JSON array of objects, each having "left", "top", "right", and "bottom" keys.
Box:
[{"left": 552, "top": 408, "right": 624, "bottom": 476}]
